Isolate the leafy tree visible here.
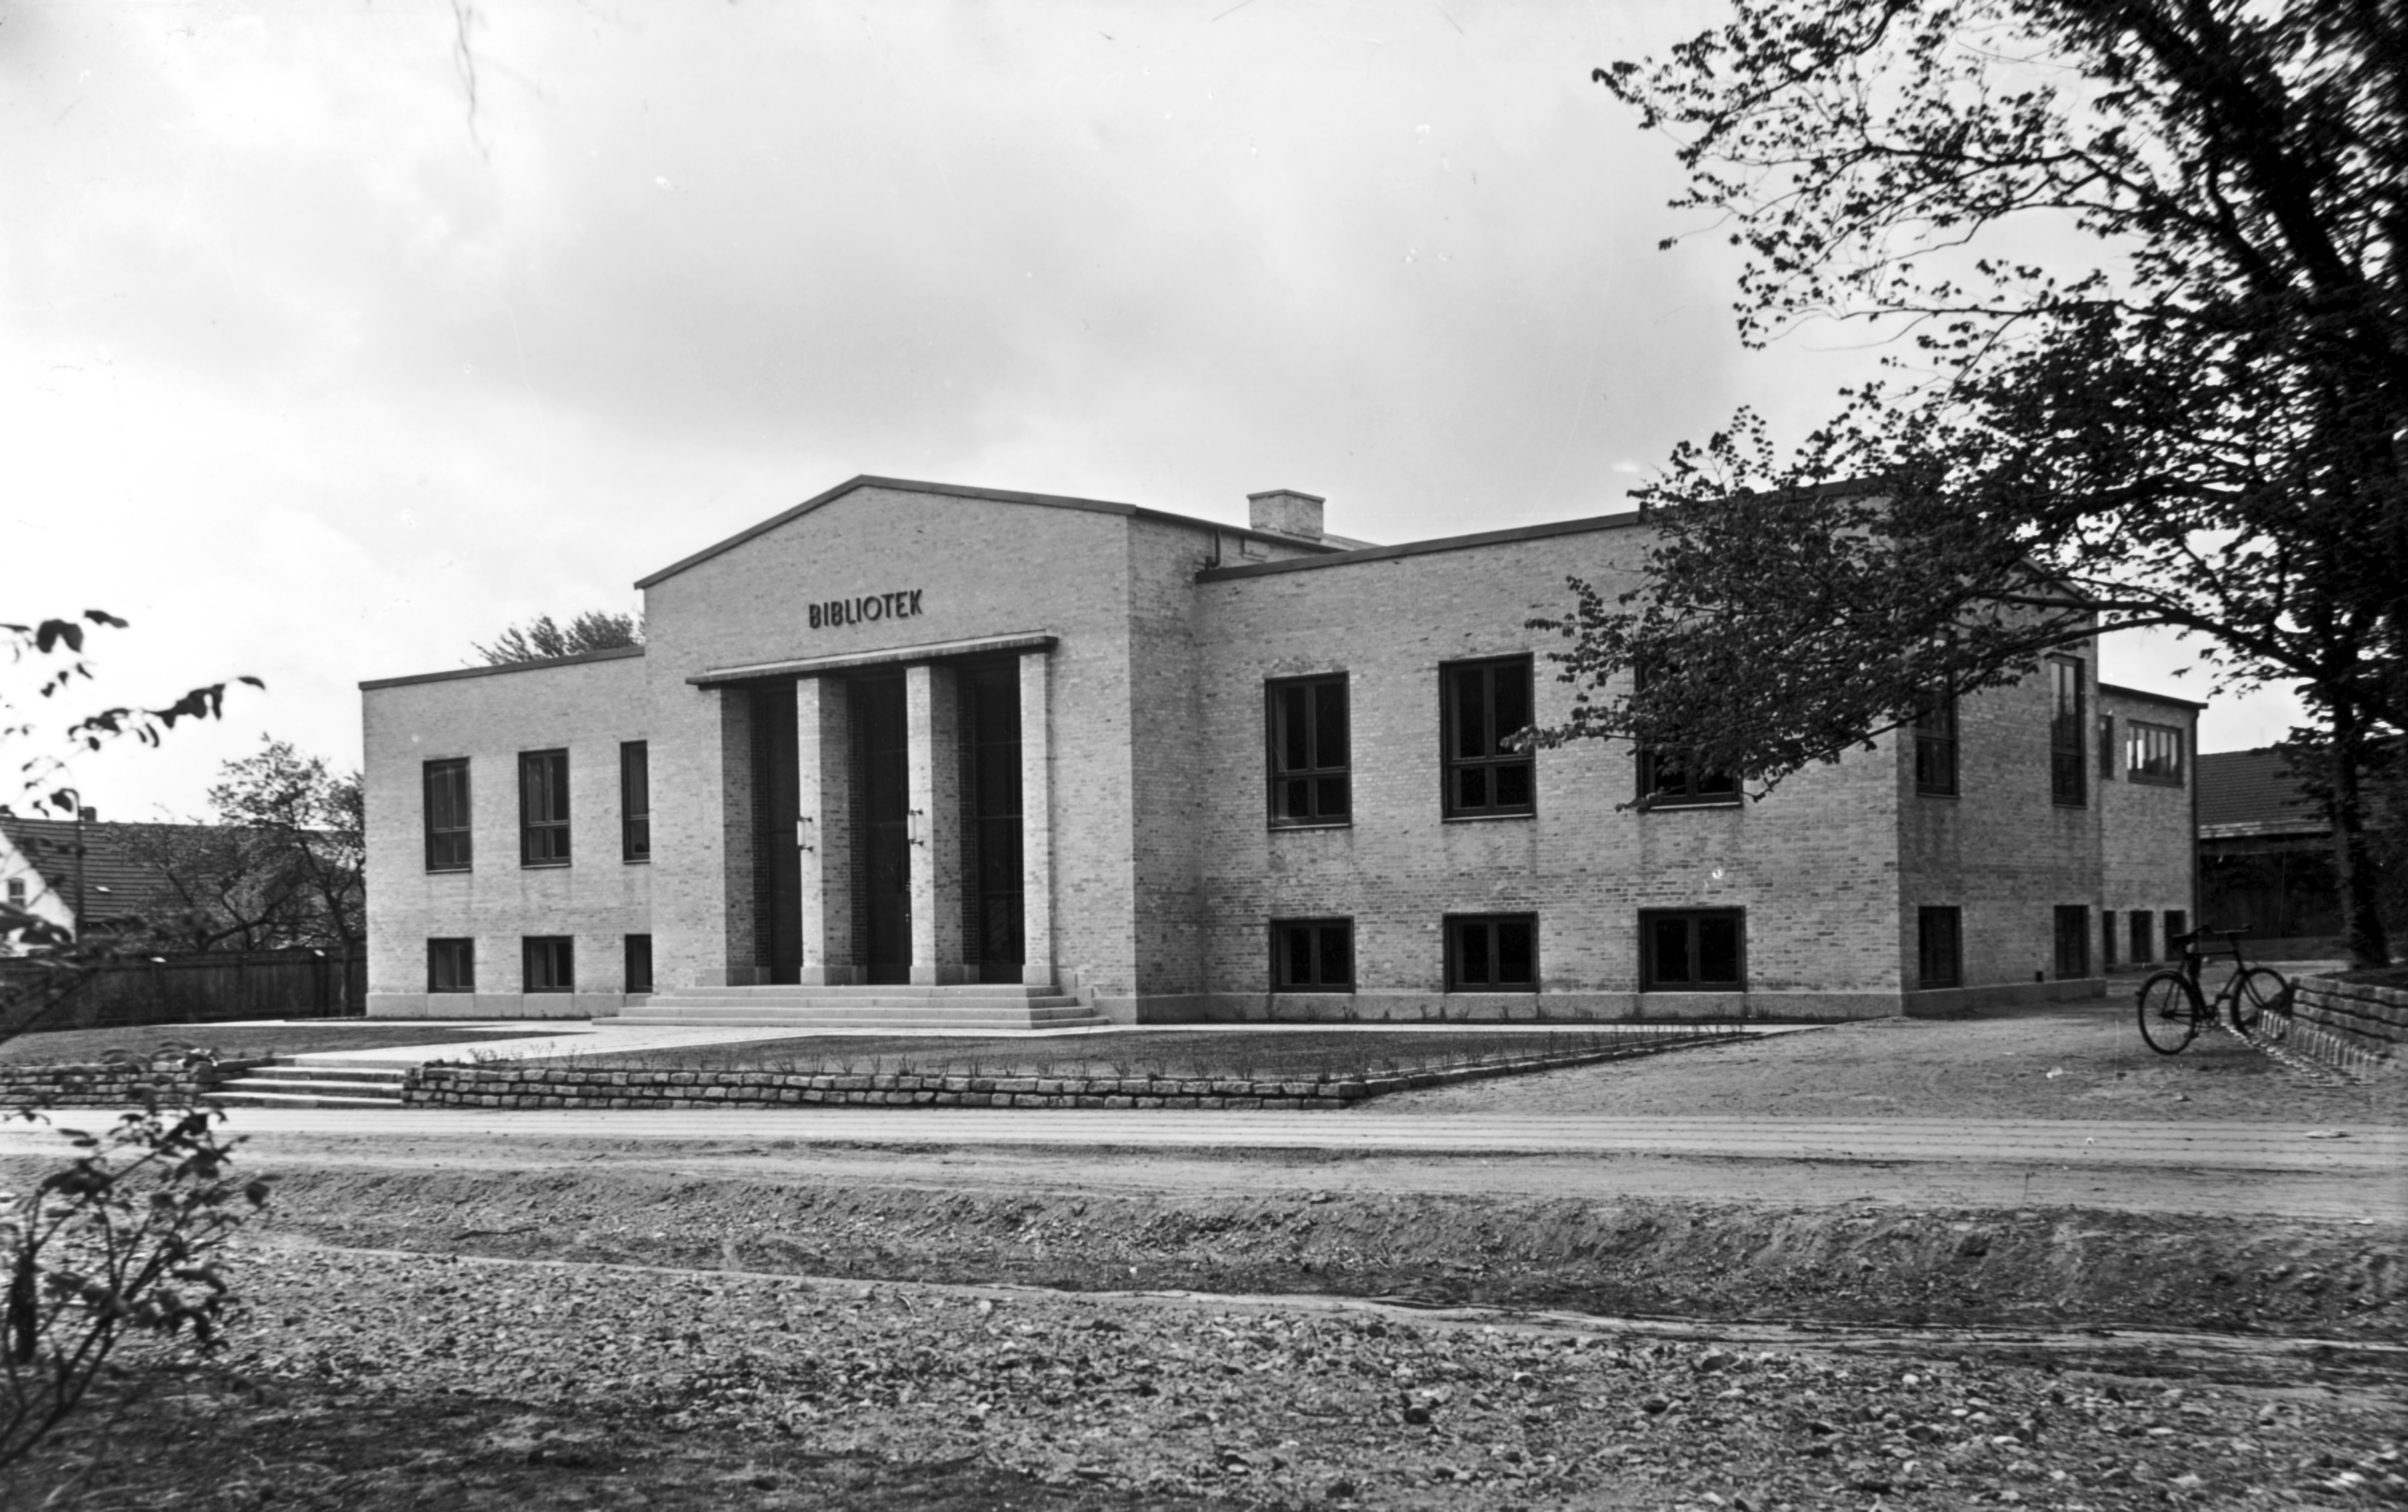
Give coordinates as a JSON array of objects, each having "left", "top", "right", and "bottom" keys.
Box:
[
  {"left": 473, "top": 609, "right": 644, "bottom": 665},
  {"left": 118, "top": 823, "right": 302, "bottom": 955},
  {"left": 207, "top": 740, "right": 366, "bottom": 973},
  {"left": 1538, "top": 0, "right": 2403, "bottom": 966}
]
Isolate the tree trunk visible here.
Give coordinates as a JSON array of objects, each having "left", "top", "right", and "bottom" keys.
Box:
[{"left": 2325, "top": 703, "right": 2393, "bottom": 969}]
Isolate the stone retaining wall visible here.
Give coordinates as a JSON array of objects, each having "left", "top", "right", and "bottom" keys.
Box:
[
  {"left": 403, "top": 1035, "right": 1739, "bottom": 1110},
  {"left": 0, "top": 1057, "right": 271, "bottom": 1108},
  {"left": 2287, "top": 975, "right": 2406, "bottom": 1078}
]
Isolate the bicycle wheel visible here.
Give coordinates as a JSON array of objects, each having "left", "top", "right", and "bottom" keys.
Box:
[
  {"left": 2137, "top": 971, "right": 2202, "bottom": 1054},
  {"left": 2232, "top": 967, "right": 2292, "bottom": 1040}
]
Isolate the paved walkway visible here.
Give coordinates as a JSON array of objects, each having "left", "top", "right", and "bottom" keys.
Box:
[{"left": 9, "top": 1107, "right": 2396, "bottom": 1177}]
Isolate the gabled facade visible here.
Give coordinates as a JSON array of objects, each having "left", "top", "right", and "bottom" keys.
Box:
[{"left": 359, "top": 476, "right": 2198, "bottom": 1021}]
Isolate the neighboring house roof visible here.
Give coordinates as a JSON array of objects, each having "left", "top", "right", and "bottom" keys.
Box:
[
  {"left": 0, "top": 816, "right": 217, "bottom": 923},
  {"left": 2196, "top": 749, "right": 2325, "bottom": 839},
  {"left": 2099, "top": 681, "right": 2208, "bottom": 711}
]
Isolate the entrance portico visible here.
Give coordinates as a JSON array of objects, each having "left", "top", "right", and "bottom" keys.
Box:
[{"left": 693, "top": 633, "right": 1057, "bottom": 993}]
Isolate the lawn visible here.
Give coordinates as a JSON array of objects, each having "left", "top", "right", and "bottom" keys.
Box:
[
  {"left": 0, "top": 1024, "right": 559, "bottom": 1065},
  {"left": 497, "top": 1026, "right": 1741, "bottom": 1081}
]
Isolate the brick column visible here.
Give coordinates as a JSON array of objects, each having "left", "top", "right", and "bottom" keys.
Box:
[
  {"left": 906, "top": 663, "right": 969, "bottom": 984},
  {"left": 797, "top": 677, "right": 859, "bottom": 985},
  {"left": 1019, "top": 648, "right": 1054, "bottom": 987}
]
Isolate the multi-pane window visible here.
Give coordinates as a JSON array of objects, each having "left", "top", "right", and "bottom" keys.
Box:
[
  {"left": 1442, "top": 658, "right": 1535, "bottom": 818},
  {"left": 2052, "top": 904, "right": 2091, "bottom": 979},
  {"left": 2049, "top": 658, "right": 2086, "bottom": 806},
  {"left": 5, "top": 878, "right": 24, "bottom": 906},
  {"left": 1267, "top": 677, "right": 1350, "bottom": 826},
  {"left": 1446, "top": 913, "right": 1537, "bottom": 991},
  {"left": 2130, "top": 910, "right": 2154, "bottom": 964},
  {"left": 424, "top": 758, "right": 472, "bottom": 871},
  {"left": 621, "top": 741, "right": 652, "bottom": 860},
  {"left": 1640, "top": 909, "right": 1745, "bottom": 991},
  {"left": 1634, "top": 663, "right": 1738, "bottom": 806},
  {"left": 426, "top": 938, "right": 475, "bottom": 993},
  {"left": 2126, "top": 721, "right": 2185, "bottom": 785},
  {"left": 523, "top": 936, "right": 575, "bottom": 992},
  {"left": 520, "top": 749, "right": 570, "bottom": 865},
  {"left": 1913, "top": 698, "right": 1959, "bottom": 796},
  {"left": 1271, "top": 918, "right": 1354, "bottom": 991},
  {"left": 1917, "top": 907, "right": 1963, "bottom": 988},
  {"left": 624, "top": 934, "right": 653, "bottom": 994}
]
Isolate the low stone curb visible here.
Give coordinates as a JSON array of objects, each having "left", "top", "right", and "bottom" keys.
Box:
[
  {"left": 2286, "top": 976, "right": 2404, "bottom": 1079},
  {"left": 0, "top": 1057, "right": 274, "bottom": 1108},
  {"left": 403, "top": 1033, "right": 1745, "bottom": 1111}
]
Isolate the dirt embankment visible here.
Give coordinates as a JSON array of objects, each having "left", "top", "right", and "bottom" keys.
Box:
[{"left": 247, "top": 1155, "right": 2404, "bottom": 1342}]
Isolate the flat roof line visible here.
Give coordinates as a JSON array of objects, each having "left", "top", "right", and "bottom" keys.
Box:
[
  {"left": 360, "top": 644, "right": 645, "bottom": 692},
  {"left": 1197, "top": 509, "right": 1648, "bottom": 580},
  {"left": 2098, "top": 681, "right": 2209, "bottom": 711},
  {"left": 688, "top": 632, "right": 1058, "bottom": 685}
]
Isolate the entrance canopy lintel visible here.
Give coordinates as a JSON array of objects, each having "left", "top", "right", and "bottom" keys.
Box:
[{"left": 689, "top": 632, "right": 1057, "bottom": 687}]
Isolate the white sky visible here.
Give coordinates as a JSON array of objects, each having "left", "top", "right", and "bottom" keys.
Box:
[{"left": 3, "top": 0, "right": 2302, "bottom": 821}]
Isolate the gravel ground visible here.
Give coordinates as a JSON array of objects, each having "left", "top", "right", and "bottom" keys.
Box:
[{"left": 18, "top": 1240, "right": 2401, "bottom": 1510}]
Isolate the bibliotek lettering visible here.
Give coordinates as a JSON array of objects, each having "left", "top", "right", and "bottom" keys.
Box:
[{"left": 809, "top": 590, "right": 924, "bottom": 630}]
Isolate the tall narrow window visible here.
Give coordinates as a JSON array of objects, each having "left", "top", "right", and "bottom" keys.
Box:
[
  {"left": 1917, "top": 907, "right": 1962, "bottom": 988},
  {"left": 1641, "top": 909, "right": 1746, "bottom": 990},
  {"left": 624, "top": 933, "right": 654, "bottom": 994},
  {"left": 2162, "top": 909, "right": 2188, "bottom": 952},
  {"left": 1634, "top": 663, "right": 1740, "bottom": 807},
  {"left": 1271, "top": 918, "right": 1354, "bottom": 991},
  {"left": 1442, "top": 658, "right": 1536, "bottom": 818},
  {"left": 2052, "top": 904, "right": 2091, "bottom": 979},
  {"left": 523, "top": 936, "right": 575, "bottom": 992},
  {"left": 2126, "top": 722, "right": 2185, "bottom": 785},
  {"left": 2098, "top": 714, "right": 2117, "bottom": 779},
  {"left": 1913, "top": 698, "right": 1959, "bottom": 796},
  {"left": 1446, "top": 913, "right": 1537, "bottom": 991},
  {"left": 426, "top": 938, "right": 475, "bottom": 993},
  {"left": 1267, "top": 676, "right": 1350, "bottom": 825},
  {"left": 2130, "top": 910, "right": 2155, "bottom": 963},
  {"left": 520, "top": 749, "right": 570, "bottom": 865},
  {"left": 621, "top": 741, "right": 652, "bottom": 861},
  {"left": 2049, "top": 658, "right": 2086, "bottom": 806},
  {"left": 2101, "top": 909, "right": 2118, "bottom": 970},
  {"left": 424, "top": 758, "right": 471, "bottom": 872}
]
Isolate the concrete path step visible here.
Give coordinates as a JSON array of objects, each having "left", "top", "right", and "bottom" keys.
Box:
[
  {"left": 209, "top": 1056, "right": 408, "bottom": 1108},
  {"left": 613, "top": 1013, "right": 1113, "bottom": 1031}
]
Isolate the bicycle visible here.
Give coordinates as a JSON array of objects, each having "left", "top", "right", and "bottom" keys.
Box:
[{"left": 2135, "top": 927, "right": 2291, "bottom": 1055}]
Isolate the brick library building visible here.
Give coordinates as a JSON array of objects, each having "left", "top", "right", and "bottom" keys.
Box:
[{"left": 360, "top": 476, "right": 2200, "bottom": 1027}]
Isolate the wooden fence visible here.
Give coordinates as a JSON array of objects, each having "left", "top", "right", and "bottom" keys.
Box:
[{"left": 0, "top": 946, "right": 365, "bottom": 1031}]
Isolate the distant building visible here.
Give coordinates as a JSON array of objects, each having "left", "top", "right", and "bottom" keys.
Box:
[
  {"left": 0, "top": 813, "right": 194, "bottom": 953},
  {"left": 358, "top": 475, "right": 2202, "bottom": 1024},
  {"left": 2198, "top": 748, "right": 2343, "bottom": 949}
]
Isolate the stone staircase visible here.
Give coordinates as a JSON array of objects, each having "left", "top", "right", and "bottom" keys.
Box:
[
  {"left": 618, "top": 983, "right": 1109, "bottom": 1031},
  {"left": 209, "top": 1057, "right": 408, "bottom": 1109}
]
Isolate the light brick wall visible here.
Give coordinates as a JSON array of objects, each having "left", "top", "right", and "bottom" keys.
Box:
[
  {"left": 2099, "top": 689, "right": 2200, "bottom": 964},
  {"left": 360, "top": 652, "right": 652, "bottom": 1018}
]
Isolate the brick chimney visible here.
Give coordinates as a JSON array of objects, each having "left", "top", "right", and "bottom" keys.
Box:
[{"left": 1247, "top": 489, "right": 1325, "bottom": 541}]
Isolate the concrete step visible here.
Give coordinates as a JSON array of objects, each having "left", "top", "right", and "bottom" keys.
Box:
[
  {"left": 613, "top": 1015, "right": 1113, "bottom": 1031},
  {"left": 208, "top": 1087, "right": 405, "bottom": 1109},
  {"left": 652, "top": 983, "right": 1069, "bottom": 1000},
  {"left": 639, "top": 998, "right": 1087, "bottom": 1015},
  {"left": 259, "top": 1061, "right": 410, "bottom": 1082},
  {"left": 209, "top": 1057, "right": 410, "bottom": 1109}
]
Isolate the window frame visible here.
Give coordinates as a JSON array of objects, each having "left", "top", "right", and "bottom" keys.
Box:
[
  {"left": 1633, "top": 662, "right": 1741, "bottom": 809},
  {"left": 1269, "top": 917, "right": 1355, "bottom": 992},
  {"left": 1443, "top": 912, "right": 1539, "bottom": 992},
  {"left": 1638, "top": 907, "right": 1748, "bottom": 992},
  {"left": 2052, "top": 904, "right": 2091, "bottom": 979},
  {"left": 426, "top": 937, "right": 475, "bottom": 994},
  {"left": 522, "top": 935, "right": 575, "bottom": 993},
  {"left": 519, "top": 748, "right": 571, "bottom": 867},
  {"left": 621, "top": 740, "right": 652, "bottom": 861},
  {"left": 1916, "top": 907, "right": 1963, "bottom": 989},
  {"left": 423, "top": 758, "right": 472, "bottom": 872},
  {"left": 1913, "top": 697, "right": 1959, "bottom": 797},
  {"left": 1265, "top": 675, "right": 1351, "bottom": 828},
  {"left": 2048, "top": 657, "right": 2087, "bottom": 807},
  {"left": 2125, "top": 720, "right": 2186, "bottom": 787},
  {"left": 1440, "top": 657, "right": 1537, "bottom": 821},
  {"left": 624, "top": 933, "right": 654, "bottom": 995}
]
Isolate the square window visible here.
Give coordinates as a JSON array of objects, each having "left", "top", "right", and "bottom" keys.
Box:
[
  {"left": 1446, "top": 913, "right": 1537, "bottom": 991},
  {"left": 2126, "top": 721, "right": 2185, "bottom": 786},
  {"left": 523, "top": 935, "right": 575, "bottom": 993},
  {"left": 622, "top": 741, "right": 652, "bottom": 861},
  {"left": 624, "top": 933, "right": 654, "bottom": 994},
  {"left": 424, "top": 758, "right": 472, "bottom": 871},
  {"left": 520, "top": 749, "right": 571, "bottom": 866},
  {"left": 1639, "top": 908, "right": 1746, "bottom": 991},
  {"left": 1914, "top": 698, "right": 1959, "bottom": 796},
  {"left": 1917, "top": 907, "right": 1962, "bottom": 988},
  {"left": 1266, "top": 677, "right": 1350, "bottom": 826},
  {"left": 2049, "top": 659, "right": 2086, "bottom": 806},
  {"left": 427, "top": 938, "right": 475, "bottom": 993},
  {"left": 2052, "top": 904, "right": 2091, "bottom": 979},
  {"left": 1441, "top": 658, "right": 1535, "bottom": 818},
  {"left": 1270, "top": 918, "right": 1353, "bottom": 991}
]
